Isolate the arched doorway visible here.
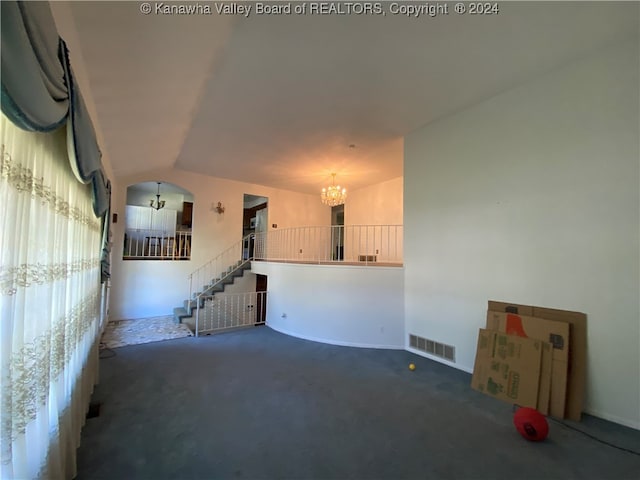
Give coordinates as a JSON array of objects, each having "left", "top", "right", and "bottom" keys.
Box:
[{"left": 123, "top": 181, "right": 194, "bottom": 260}]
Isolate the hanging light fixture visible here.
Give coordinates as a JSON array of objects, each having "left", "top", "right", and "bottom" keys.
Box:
[
  {"left": 150, "top": 182, "right": 166, "bottom": 210},
  {"left": 321, "top": 173, "right": 347, "bottom": 206}
]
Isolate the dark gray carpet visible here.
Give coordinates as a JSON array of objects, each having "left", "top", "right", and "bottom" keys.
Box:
[{"left": 77, "top": 327, "right": 640, "bottom": 480}]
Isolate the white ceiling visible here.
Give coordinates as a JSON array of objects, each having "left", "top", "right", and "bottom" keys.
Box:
[
  {"left": 128, "top": 181, "right": 192, "bottom": 196},
  {"left": 51, "top": 1, "right": 638, "bottom": 195}
]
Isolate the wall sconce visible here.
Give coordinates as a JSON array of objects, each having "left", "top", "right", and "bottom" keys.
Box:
[{"left": 214, "top": 201, "right": 225, "bottom": 214}]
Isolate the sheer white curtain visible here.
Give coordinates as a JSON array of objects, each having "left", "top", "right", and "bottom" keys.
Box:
[{"left": 0, "top": 113, "right": 102, "bottom": 479}]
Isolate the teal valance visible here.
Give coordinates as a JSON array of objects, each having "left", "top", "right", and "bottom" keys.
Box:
[
  {"left": 1, "top": 0, "right": 109, "bottom": 218},
  {"left": 1, "top": 0, "right": 111, "bottom": 281}
]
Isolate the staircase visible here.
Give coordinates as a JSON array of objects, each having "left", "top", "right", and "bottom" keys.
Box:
[{"left": 173, "top": 234, "right": 255, "bottom": 326}]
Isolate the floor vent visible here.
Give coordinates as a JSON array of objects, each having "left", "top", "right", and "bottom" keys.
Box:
[
  {"left": 86, "top": 402, "right": 101, "bottom": 419},
  {"left": 409, "top": 334, "right": 455, "bottom": 362}
]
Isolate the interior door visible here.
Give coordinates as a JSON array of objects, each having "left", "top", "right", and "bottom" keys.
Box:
[
  {"left": 243, "top": 195, "right": 268, "bottom": 259},
  {"left": 256, "top": 274, "right": 267, "bottom": 325},
  {"left": 331, "top": 205, "right": 344, "bottom": 260}
]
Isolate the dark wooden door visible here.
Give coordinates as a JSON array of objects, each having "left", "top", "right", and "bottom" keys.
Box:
[
  {"left": 181, "top": 202, "right": 193, "bottom": 228},
  {"left": 256, "top": 274, "right": 267, "bottom": 325}
]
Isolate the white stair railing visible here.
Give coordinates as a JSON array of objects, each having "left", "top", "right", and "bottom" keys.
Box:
[
  {"left": 186, "top": 225, "right": 401, "bottom": 318},
  {"left": 188, "top": 234, "right": 254, "bottom": 311},
  {"left": 195, "top": 291, "right": 267, "bottom": 337},
  {"left": 123, "top": 228, "right": 191, "bottom": 260},
  {"left": 253, "top": 225, "right": 403, "bottom": 265}
]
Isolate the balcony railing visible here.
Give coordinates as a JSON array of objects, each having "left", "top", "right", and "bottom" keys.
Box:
[
  {"left": 194, "top": 291, "right": 267, "bottom": 337},
  {"left": 123, "top": 228, "right": 191, "bottom": 260},
  {"left": 184, "top": 225, "right": 402, "bottom": 317},
  {"left": 253, "top": 225, "right": 403, "bottom": 265}
]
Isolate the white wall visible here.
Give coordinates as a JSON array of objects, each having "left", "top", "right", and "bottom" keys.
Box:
[
  {"left": 127, "top": 187, "right": 185, "bottom": 211},
  {"left": 341, "top": 177, "right": 404, "bottom": 262},
  {"left": 110, "top": 168, "right": 330, "bottom": 319},
  {"left": 346, "top": 176, "right": 403, "bottom": 226},
  {"left": 253, "top": 262, "right": 404, "bottom": 349},
  {"left": 404, "top": 39, "right": 639, "bottom": 428}
]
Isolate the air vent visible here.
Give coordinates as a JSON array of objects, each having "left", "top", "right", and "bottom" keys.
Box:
[
  {"left": 409, "top": 333, "right": 455, "bottom": 363},
  {"left": 86, "top": 402, "right": 101, "bottom": 419}
]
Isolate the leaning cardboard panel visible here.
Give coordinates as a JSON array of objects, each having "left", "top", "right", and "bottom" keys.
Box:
[
  {"left": 487, "top": 301, "right": 534, "bottom": 317},
  {"left": 486, "top": 311, "right": 553, "bottom": 415},
  {"left": 488, "top": 301, "right": 587, "bottom": 421},
  {"left": 486, "top": 311, "right": 570, "bottom": 418},
  {"left": 537, "top": 342, "right": 553, "bottom": 415},
  {"left": 471, "top": 329, "right": 544, "bottom": 409},
  {"left": 533, "top": 306, "right": 587, "bottom": 422}
]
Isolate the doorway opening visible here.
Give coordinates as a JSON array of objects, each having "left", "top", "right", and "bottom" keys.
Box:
[
  {"left": 256, "top": 274, "right": 268, "bottom": 325},
  {"left": 243, "top": 194, "right": 268, "bottom": 259},
  {"left": 123, "top": 181, "right": 193, "bottom": 260},
  {"left": 332, "top": 204, "right": 344, "bottom": 261}
]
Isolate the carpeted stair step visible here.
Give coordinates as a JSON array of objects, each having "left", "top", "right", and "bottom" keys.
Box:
[
  {"left": 236, "top": 263, "right": 252, "bottom": 274},
  {"left": 177, "top": 262, "right": 251, "bottom": 325},
  {"left": 183, "top": 299, "right": 202, "bottom": 311},
  {"left": 173, "top": 307, "right": 191, "bottom": 324}
]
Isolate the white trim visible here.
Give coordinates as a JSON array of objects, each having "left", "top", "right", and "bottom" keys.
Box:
[
  {"left": 583, "top": 408, "right": 640, "bottom": 431},
  {"left": 253, "top": 260, "right": 403, "bottom": 271},
  {"left": 267, "top": 323, "right": 404, "bottom": 350},
  {"left": 406, "top": 347, "right": 473, "bottom": 374}
]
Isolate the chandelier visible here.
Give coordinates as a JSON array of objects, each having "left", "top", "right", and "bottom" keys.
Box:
[
  {"left": 321, "top": 173, "right": 347, "bottom": 206},
  {"left": 150, "top": 182, "right": 166, "bottom": 210}
]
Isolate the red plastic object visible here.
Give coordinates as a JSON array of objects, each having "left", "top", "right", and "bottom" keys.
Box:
[{"left": 513, "top": 407, "right": 549, "bottom": 441}]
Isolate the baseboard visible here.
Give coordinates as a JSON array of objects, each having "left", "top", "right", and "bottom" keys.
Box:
[
  {"left": 266, "top": 323, "right": 404, "bottom": 350},
  {"left": 406, "top": 348, "right": 639, "bottom": 430},
  {"left": 583, "top": 407, "right": 640, "bottom": 431},
  {"left": 406, "top": 347, "right": 473, "bottom": 374}
]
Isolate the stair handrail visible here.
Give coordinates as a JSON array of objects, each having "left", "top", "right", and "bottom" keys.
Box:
[{"left": 188, "top": 234, "right": 254, "bottom": 312}]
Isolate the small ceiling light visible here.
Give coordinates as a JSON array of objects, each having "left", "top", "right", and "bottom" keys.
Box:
[
  {"left": 321, "top": 173, "right": 347, "bottom": 207},
  {"left": 150, "top": 182, "right": 166, "bottom": 210},
  {"left": 214, "top": 201, "right": 225, "bottom": 214}
]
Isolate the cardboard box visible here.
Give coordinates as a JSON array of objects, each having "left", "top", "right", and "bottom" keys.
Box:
[
  {"left": 486, "top": 311, "right": 570, "bottom": 418},
  {"left": 488, "top": 301, "right": 587, "bottom": 421},
  {"left": 537, "top": 342, "right": 553, "bottom": 415},
  {"left": 487, "top": 301, "right": 534, "bottom": 317},
  {"left": 471, "top": 329, "right": 545, "bottom": 408}
]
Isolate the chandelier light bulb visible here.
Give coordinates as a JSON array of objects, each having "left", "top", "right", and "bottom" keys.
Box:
[{"left": 320, "top": 173, "right": 347, "bottom": 206}]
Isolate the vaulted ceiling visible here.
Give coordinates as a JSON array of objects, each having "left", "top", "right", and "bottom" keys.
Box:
[{"left": 50, "top": 1, "right": 638, "bottom": 195}]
